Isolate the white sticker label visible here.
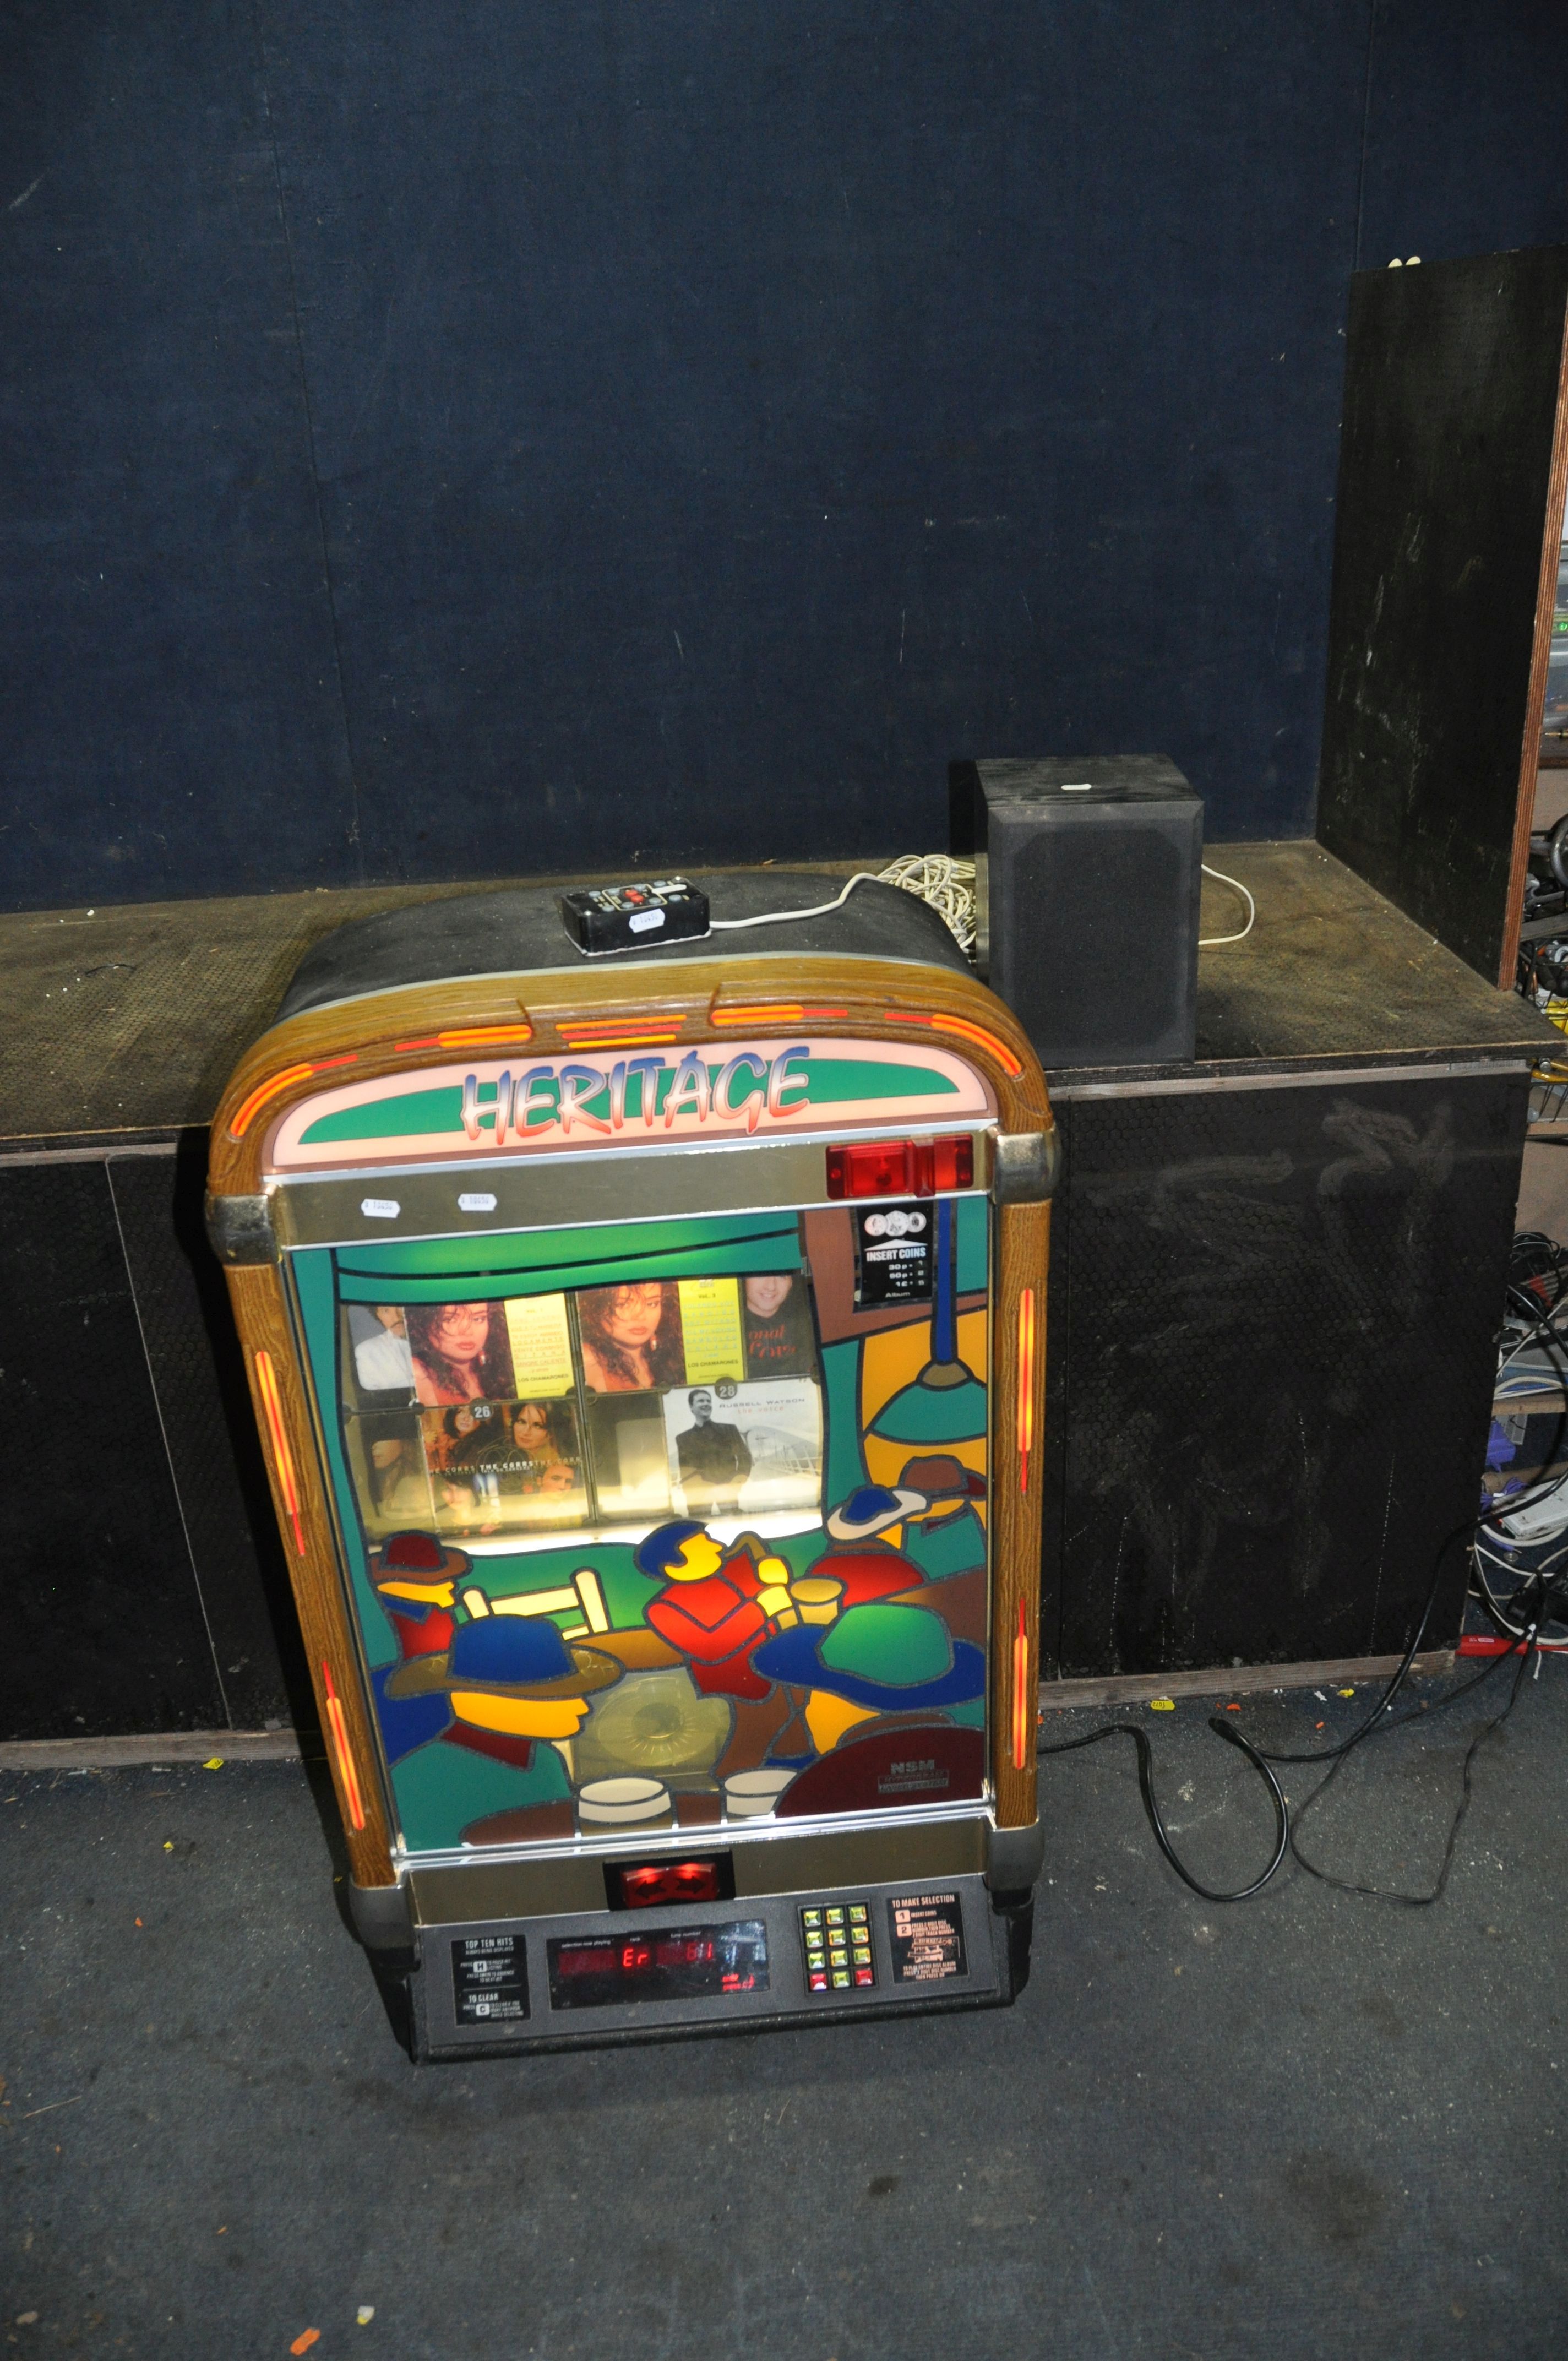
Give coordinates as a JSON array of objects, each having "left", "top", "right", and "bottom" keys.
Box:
[
  {"left": 360, "top": 1197, "right": 400, "bottom": 1219},
  {"left": 628, "top": 909, "right": 666, "bottom": 933},
  {"left": 458, "top": 1192, "right": 498, "bottom": 1213}
]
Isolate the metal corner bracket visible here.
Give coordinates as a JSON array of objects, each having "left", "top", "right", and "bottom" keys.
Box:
[
  {"left": 985, "top": 1820, "right": 1044, "bottom": 1891},
  {"left": 204, "top": 1190, "right": 278, "bottom": 1266},
  {"left": 350, "top": 1878, "right": 417, "bottom": 1956},
  {"left": 991, "top": 1130, "right": 1060, "bottom": 1204}
]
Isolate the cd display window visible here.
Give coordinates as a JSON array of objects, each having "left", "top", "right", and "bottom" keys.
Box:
[{"left": 337, "top": 1269, "right": 824, "bottom": 1546}]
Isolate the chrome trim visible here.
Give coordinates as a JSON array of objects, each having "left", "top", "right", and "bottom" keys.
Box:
[
  {"left": 395, "top": 1793, "right": 993, "bottom": 1880},
  {"left": 269, "top": 1124, "right": 993, "bottom": 1248}
]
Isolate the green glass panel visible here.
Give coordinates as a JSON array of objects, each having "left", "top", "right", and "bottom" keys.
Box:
[
  {"left": 335, "top": 1209, "right": 800, "bottom": 1288},
  {"left": 955, "top": 1193, "right": 989, "bottom": 1294},
  {"left": 819, "top": 1337, "right": 868, "bottom": 1511},
  {"left": 290, "top": 1248, "right": 397, "bottom": 1668},
  {"left": 870, "top": 1372, "right": 989, "bottom": 1445},
  {"left": 390, "top": 1734, "right": 570, "bottom": 1854},
  {"left": 903, "top": 1505, "right": 987, "bottom": 1580}
]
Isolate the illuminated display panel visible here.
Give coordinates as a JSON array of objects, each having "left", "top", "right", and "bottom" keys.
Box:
[
  {"left": 337, "top": 1269, "right": 824, "bottom": 1544},
  {"left": 547, "top": 1921, "right": 769, "bottom": 2009}
]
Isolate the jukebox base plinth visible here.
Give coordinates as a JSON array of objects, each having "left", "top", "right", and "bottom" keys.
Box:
[{"left": 405, "top": 1872, "right": 1022, "bottom": 2061}]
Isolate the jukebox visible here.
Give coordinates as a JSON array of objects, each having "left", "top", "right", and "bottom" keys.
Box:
[{"left": 207, "top": 873, "right": 1055, "bottom": 2057}]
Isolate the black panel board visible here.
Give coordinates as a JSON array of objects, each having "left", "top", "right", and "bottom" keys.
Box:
[
  {"left": 1316, "top": 247, "right": 1568, "bottom": 982},
  {"left": 1048, "top": 1070, "right": 1525, "bottom": 1678},
  {"left": 108, "top": 1145, "right": 298, "bottom": 1729},
  {"left": 0, "top": 0, "right": 356, "bottom": 910},
  {"left": 0, "top": 1163, "right": 224, "bottom": 1737}
]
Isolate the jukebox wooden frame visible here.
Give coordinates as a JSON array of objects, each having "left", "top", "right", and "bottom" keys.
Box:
[{"left": 208, "top": 939, "right": 1054, "bottom": 1901}]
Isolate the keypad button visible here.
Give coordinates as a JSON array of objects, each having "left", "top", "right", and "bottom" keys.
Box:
[
  {"left": 854, "top": 1967, "right": 875, "bottom": 1987},
  {"left": 825, "top": 1907, "right": 845, "bottom": 1926},
  {"left": 802, "top": 1909, "right": 821, "bottom": 1927},
  {"left": 853, "top": 1947, "right": 872, "bottom": 1967},
  {"left": 809, "top": 1972, "right": 829, "bottom": 1991},
  {"left": 849, "top": 1903, "right": 868, "bottom": 1923},
  {"left": 832, "top": 1970, "right": 851, "bottom": 1989}
]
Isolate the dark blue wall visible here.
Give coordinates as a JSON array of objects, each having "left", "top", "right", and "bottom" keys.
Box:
[{"left": 2, "top": 2, "right": 1566, "bottom": 910}]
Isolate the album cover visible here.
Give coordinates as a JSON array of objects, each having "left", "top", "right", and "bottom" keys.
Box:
[{"left": 663, "top": 1378, "right": 823, "bottom": 1519}]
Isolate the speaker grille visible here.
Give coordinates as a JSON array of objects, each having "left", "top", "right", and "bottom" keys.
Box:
[{"left": 999, "top": 823, "right": 1188, "bottom": 1065}]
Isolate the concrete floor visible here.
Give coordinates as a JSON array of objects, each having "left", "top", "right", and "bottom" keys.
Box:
[{"left": 2, "top": 1661, "right": 1564, "bottom": 2359}]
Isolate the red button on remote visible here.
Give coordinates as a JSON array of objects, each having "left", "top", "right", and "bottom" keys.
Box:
[
  {"left": 854, "top": 1967, "right": 874, "bottom": 1987},
  {"left": 809, "top": 1973, "right": 829, "bottom": 1991}
]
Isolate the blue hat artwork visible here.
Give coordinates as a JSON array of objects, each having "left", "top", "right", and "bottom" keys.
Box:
[
  {"left": 385, "top": 1612, "right": 622, "bottom": 1700},
  {"left": 825, "top": 1483, "right": 927, "bottom": 1542}
]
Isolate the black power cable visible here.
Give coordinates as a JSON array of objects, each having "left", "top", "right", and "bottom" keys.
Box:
[
  {"left": 1035, "top": 1714, "right": 1288, "bottom": 1903},
  {"left": 1286, "top": 1627, "right": 1537, "bottom": 1906},
  {"left": 1036, "top": 1241, "right": 1567, "bottom": 1906}
]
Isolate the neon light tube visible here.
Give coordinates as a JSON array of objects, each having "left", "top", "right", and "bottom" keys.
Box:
[
  {"left": 321, "top": 1660, "right": 367, "bottom": 1832},
  {"left": 881, "top": 1009, "right": 1024, "bottom": 1078},
  {"left": 228, "top": 1052, "right": 357, "bottom": 1140},
  {"left": 1015, "top": 1286, "right": 1036, "bottom": 1489},
  {"left": 1012, "top": 1600, "right": 1032, "bottom": 1770},
  {"left": 710, "top": 1003, "right": 849, "bottom": 1026},
  {"left": 253, "top": 1351, "right": 304, "bottom": 1555}
]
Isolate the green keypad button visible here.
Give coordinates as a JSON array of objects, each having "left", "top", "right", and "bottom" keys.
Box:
[{"left": 803, "top": 1899, "right": 879, "bottom": 1994}]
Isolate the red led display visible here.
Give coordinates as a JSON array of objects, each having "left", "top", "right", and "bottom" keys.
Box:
[
  {"left": 609, "top": 1858, "right": 727, "bottom": 1910},
  {"left": 556, "top": 1936, "right": 715, "bottom": 1978},
  {"left": 547, "top": 1919, "right": 770, "bottom": 2009},
  {"left": 824, "top": 1134, "right": 974, "bottom": 1201}
]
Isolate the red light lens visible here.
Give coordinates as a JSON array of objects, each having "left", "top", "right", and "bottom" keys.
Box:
[
  {"left": 824, "top": 1135, "right": 974, "bottom": 1200},
  {"left": 825, "top": 1140, "right": 913, "bottom": 1199},
  {"left": 932, "top": 1134, "right": 974, "bottom": 1190},
  {"left": 614, "top": 1858, "right": 725, "bottom": 1910}
]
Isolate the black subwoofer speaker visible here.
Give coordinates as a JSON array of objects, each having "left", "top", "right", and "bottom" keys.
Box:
[{"left": 952, "top": 755, "right": 1203, "bottom": 1070}]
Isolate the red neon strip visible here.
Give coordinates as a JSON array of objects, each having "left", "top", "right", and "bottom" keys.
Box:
[
  {"left": 1012, "top": 1600, "right": 1032, "bottom": 1770},
  {"left": 710, "top": 1003, "right": 850, "bottom": 1026},
  {"left": 558, "top": 1032, "right": 685, "bottom": 1051},
  {"left": 393, "top": 1024, "right": 535, "bottom": 1052},
  {"left": 881, "top": 1009, "right": 1025, "bottom": 1078},
  {"left": 228, "top": 1052, "right": 358, "bottom": 1141},
  {"left": 253, "top": 1351, "right": 304, "bottom": 1555},
  {"left": 559, "top": 1018, "right": 685, "bottom": 1039},
  {"left": 321, "top": 1660, "right": 367, "bottom": 1832},
  {"left": 1016, "top": 1286, "right": 1036, "bottom": 1490}
]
